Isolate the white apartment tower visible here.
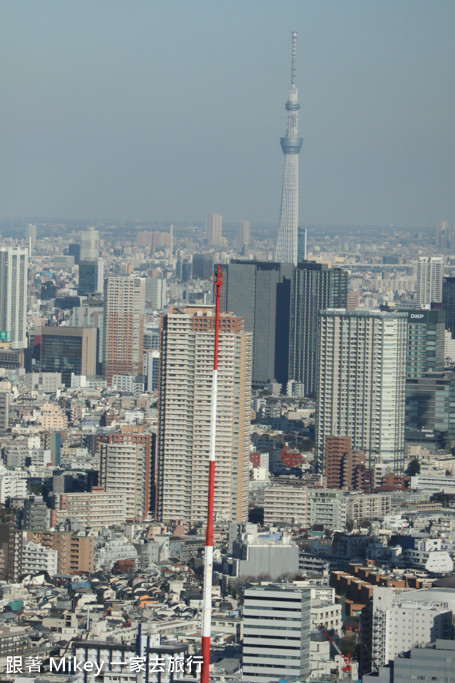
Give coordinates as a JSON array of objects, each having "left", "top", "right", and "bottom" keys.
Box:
[
  {"left": 417, "top": 256, "right": 443, "bottom": 308},
  {"left": 276, "top": 32, "right": 303, "bottom": 266},
  {"left": 316, "top": 309, "right": 408, "bottom": 474},
  {"left": 80, "top": 227, "right": 100, "bottom": 260},
  {"left": 0, "top": 246, "right": 28, "bottom": 348},
  {"left": 206, "top": 213, "right": 222, "bottom": 245},
  {"left": 236, "top": 220, "right": 251, "bottom": 248},
  {"left": 157, "top": 305, "right": 252, "bottom": 524}
]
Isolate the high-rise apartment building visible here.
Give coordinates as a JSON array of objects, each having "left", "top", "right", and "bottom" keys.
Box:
[
  {"left": 40, "top": 326, "right": 97, "bottom": 386},
  {"left": 78, "top": 258, "right": 104, "bottom": 295},
  {"left": 0, "top": 391, "right": 9, "bottom": 432},
  {"left": 103, "top": 277, "right": 145, "bottom": 384},
  {"left": 236, "top": 221, "right": 250, "bottom": 248},
  {"left": 276, "top": 33, "right": 302, "bottom": 266},
  {"left": 0, "top": 246, "right": 28, "bottom": 349},
  {"left": 324, "top": 436, "right": 365, "bottom": 490},
  {"left": 97, "top": 427, "right": 153, "bottom": 522},
  {"left": 220, "top": 261, "right": 293, "bottom": 386},
  {"left": 242, "top": 584, "right": 310, "bottom": 682},
  {"left": 157, "top": 305, "right": 252, "bottom": 524},
  {"left": 80, "top": 227, "right": 100, "bottom": 260},
  {"left": 206, "top": 213, "right": 222, "bottom": 245},
  {"left": 417, "top": 256, "right": 443, "bottom": 308},
  {"left": 288, "top": 262, "right": 348, "bottom": 396},
  {"left": 436, "top": 220, "right": 453, "bottom": 249},
  {"left": 316, "top": 310, "right": 408, "bottom": 474}
]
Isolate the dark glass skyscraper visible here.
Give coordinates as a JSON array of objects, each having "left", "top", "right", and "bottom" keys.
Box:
[
  {"left": 220, "top": 261, "right": 293, "bottom": 386},
  {"left": 443, "top": 277, "right": 455, "bottom": 338},
  {"left": 288, "top": 262, "right": 348, "bottom": 396}
]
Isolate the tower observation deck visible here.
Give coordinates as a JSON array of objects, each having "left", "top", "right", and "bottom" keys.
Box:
[{"left": 276, "top": 32, "right": 303, "bottom": 266}]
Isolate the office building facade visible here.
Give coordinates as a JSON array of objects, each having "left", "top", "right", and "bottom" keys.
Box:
[
  {"left": 157, "top": 305, "right": 252, "bottom": 524},
  {"left": 316, "top": 310, "right": 407, "bottom": 474},
  {"left": 242, "top": 584, "right": 310, "bottom": 682},
  {"left": 399, "top": 308, "right": 445, "bottom": 377},
  {"left": 0, "top": 246, "right": 28, "bottom": 349},
  {"left": 443, "top": 276, "right": 455, "bottom": 338},
  {"left": 78, "top": 258, "right": 104, "bottom": 295},
  {"left": 40, "top": 326, "right": 97, "bottom": 386},
  {"left": 220, "top": 261, "right": 293, "bottom": 386},
  {"left": 103, "top": 277, "right": 145, "bottom": 384}
]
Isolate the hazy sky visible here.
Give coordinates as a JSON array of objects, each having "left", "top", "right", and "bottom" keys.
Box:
[{"left": 1, "top": 0, "right": 455, "bottom": 227}]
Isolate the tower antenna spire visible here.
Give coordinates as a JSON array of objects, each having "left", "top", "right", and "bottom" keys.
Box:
[
  {"left": 291, "top": 31, "right": 297, "bottom": 88},
  {"left": 275, "top": 31, "right": 303, "bottom": 266}
]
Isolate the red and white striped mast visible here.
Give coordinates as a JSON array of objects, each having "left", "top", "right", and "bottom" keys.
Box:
[{"left": 200, "top": 264, "right": 223, "bottom": 683}]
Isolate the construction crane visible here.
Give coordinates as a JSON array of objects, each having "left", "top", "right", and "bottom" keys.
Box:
[{"left": 319, "top": 625, "right": 352, "bottom": 675}]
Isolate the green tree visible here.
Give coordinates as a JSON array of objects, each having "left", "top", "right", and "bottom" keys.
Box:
[{"left": 405, "top": 458, "right": 420, "bottom": 476}]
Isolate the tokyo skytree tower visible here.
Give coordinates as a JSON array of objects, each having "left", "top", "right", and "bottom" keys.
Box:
[{"left": 275, "top": 32, "right": 303, "bottom": 266}]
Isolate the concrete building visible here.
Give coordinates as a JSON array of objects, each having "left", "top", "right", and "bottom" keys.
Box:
[
  {"left": 236, "top": 220, "right": 250, "bottom": 248},
  {"left": 263, "top": 484, "right": 309, "bottom": 526},
  {"left": 288, "top": 262, "right": 348, "bottom": 396},
  {"left": 40, "top": 326, "right": 97, "bottom": 386},
  {"left": 316, "top": 310, "right": 407, "bottom": 474},
  {"left": 230, "top": 525, "right": 299, "bottom": 579},
  {"left": 364, "top": 587, "right": 454, "bottom": 672},
  {"left": 103, "top": 277, "right": 145, "bottom": 384},
  {"left": 53, "top": 487, "right": 127, "bottom": 529},
  {"left": 0, "top": 390, "right": 9, "bottom": 432},
  {"left": 0, "top": 472, "right": 27, "bottom": 504},
  {"left": 364, "top": 639, "right": 455, "bottom": 683},
  {"left": 308, "top": 489, "right": 348, "bottom": 529},
  {"left": 41, "top": 403, "right": 68, "bottom": 430},
  {"left": 26, "top": 530, "right": 94, "bottom": 574},
  {"left": 23, "top": 496, "right": 51, "bottom": 531},
  {"left": 22, "top": 540, "right": 58, "bottom": 575},
  {"left": 206, "top": 213, "right": 222, "bottom": 245},
  {"left": 24, "top": 372, "right": 63, "bottom": 393},
  {"left": 345, "top": 492, "right": 392, "bottom": 522},
  {"left": 242, "top": 584, "right": 310, "bottom": 682},
  {"left": 157, "top": 305, "right": 252, "bottom": 524},
  {"left": 0, "top": 246, "right": 28, "bottom": 348},
  {"left": 417, "top": 256, "right": 443, "bottom": 308},
  {"left": 324, "top": 436, "right": 365, "bottom": 490},
  {"left": 0, "top": 524, "right": 23, "bottom": 581},
  {"left": 98, "top": 429, "right": 152, "bottom": 523}
]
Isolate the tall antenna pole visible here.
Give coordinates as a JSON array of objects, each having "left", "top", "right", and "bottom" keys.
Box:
[
  {"left": 291, "top": 31, "right": 297, "bottom": 88},
  {"left": 200, "top": 264, "right": 223, "bottom": 683}
]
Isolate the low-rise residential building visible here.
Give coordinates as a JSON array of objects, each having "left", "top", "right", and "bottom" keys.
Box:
[{"left": 52, "top": 486, "right": 128, "bottom": 529}]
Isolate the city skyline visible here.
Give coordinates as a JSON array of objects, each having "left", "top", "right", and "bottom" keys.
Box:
[{"left": 1, "top": 1, "right": 455, "bottom": 228}]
